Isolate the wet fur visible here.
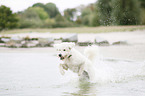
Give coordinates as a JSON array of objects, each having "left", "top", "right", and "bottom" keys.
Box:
[{"left": 54, "top": 42, "right": 98, "bottom": 82}]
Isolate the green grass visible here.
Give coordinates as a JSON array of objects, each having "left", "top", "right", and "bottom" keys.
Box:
[{"left": 0, "top": 25, "right": 145, "bottom": 34}]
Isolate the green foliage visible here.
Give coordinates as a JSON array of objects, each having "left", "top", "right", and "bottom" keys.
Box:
[
  {"left": 29, "top": 7, "right": 49, "bottom": 20},
  {"left": 64, "top": 8, "right": 76, "bottom": 21},
  {"left": 141, "top": 9, "right": 145, "bottom": 24},
  {"left": 0, "top": 5, "right": 18, "bottom": 30},
  {"left": 97, "top": 0, "right": 112, "bottom": 25},
  {"left": 97, "top": 0, "right": 142, "bottom": 25},
  {"left": 75, "top": 16, "right": 82, "bottom": 25},
  {"left": 18, "top": 2, "right": 76, "bottom": 28},
  {"left": 80, "top": 4, "right": 97, "bottom": 26},
  {"left": 139, "top": 0, "right": 145, "bottom": 25},
  {"left": 1, "top": 1, "right": 144, "bottom": 30},
  {"left": 140, "top": 0, "right": 145, "bottom": 8},
  {"left": 44, "top": 18, "right": 56, "bottom": 28},
  {"left": 54, "top": 14, "right": 74, "bottom": 27},
  {"left": 33, "top": 2, "right": 60, "bottom": 18},
  {"left": 45, "top": 3, "right": 60, "bottom": 18},
  {"left": 32, "top": 3, "right": 45, "bottom": 8},
  {"left": 81, "top": 8, "right": 92, "bottom": 17},
  {"left": 18, "top": 7, "right": 43, "bottom": 28},
  {"left": 111, "top": 0, "right": 141, "bottom": 25},
  {"left": 90, "top": 13, "right": 100, "bottom": 26}
]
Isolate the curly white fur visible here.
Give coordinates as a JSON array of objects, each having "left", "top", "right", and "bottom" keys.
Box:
[{"left": 54, "top": 42, "right": 98, "bottom": 82}]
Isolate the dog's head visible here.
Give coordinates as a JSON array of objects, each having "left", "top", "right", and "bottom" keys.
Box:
[{"left": 54, "top": 42, "right": 75, "bottom": 60}]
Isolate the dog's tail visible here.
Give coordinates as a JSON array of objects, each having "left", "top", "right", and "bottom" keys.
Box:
[{"left": 84, "top": 45, "right": 99, "bottom": 63}]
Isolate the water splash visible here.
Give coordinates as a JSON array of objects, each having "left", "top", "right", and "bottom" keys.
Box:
[{"left": 92, "top": 58, "right": 145, "bottom": 83}]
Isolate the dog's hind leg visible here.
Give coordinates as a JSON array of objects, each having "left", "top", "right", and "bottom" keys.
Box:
[
  {"left": 79, "top": 71, "right": 89, "bottom": 81},
  {"left": 87, "top": 67, "right": 96, "bottom": 82},
  {"left": 78, "top": 64, "right": 85, "bottom": 76}
]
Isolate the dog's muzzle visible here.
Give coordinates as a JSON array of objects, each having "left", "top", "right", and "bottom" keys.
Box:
[{"left": 58, "top": 54, "right": 64, "bottom": 60}]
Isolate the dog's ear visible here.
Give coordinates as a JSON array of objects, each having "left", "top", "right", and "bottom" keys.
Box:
[
  {"left": 68, "top": 42, "right": 75, "bottom": 50},
  {"left": 53, "top": 44, "right": 59, "bottom": 48}
]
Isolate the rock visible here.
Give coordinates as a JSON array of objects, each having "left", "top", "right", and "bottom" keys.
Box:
[
  {"left": 21, "top": 41, "right": 26, "bottom": 45},
  {"left": 21, "top": 41, "right": 39, "bottom": 48},
  {"left": 1, "top": 38, "right": 10, "bottom": 43},
  {"left": 0, "top": 36, "right": 11, "bottom": 43},
  {"left": 78, "top": 41, "right": 93, "bottom": 46},
  {"left": 54, "top": 40, "right": 62, "bottom": 44},
  {"left": 62, "top": 34, "right": 78, "bottom": 43},
  {"left": 38, "top": 38, "right": 54, "bottom": 47},
  {"left": 23, "top": 36, "right": 38, "bottom": 41},
  {"left": 11, "top": 36, "right": 22, "bottom": 41},
  {"left": 95, "top": 36, "right": 109, "bottom": 46},
  {"left": 0, "top": 43, "right": 5, "bottom": 47},
  {"left": 4, "top": 36, "right": 24, "bottom": 48},
  {"left": 28, "top": 41, "right": 39, "bottom": 47},
  {"left": 26, "top": 41, "right": 39, "bottom": 47},
  {"left": 10, "top": 36, "right": 23, "bottom": 44},
  {"left": 24, "top": 36, "right": 31, "bottom": 41},
  {"left": 5, "top": 40, "right": 17, "bottom": 48},
  {"left": 112, "top": 41, "right": 128, "bottom": 45}
]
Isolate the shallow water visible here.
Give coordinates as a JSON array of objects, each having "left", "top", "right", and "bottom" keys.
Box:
[{"left": 0, "top": 53, "right": 145, "bottom": 96}]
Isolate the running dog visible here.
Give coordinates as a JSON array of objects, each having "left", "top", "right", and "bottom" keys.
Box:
[{"left": 54, "top": 42, "right": 98, "bottom": 82}]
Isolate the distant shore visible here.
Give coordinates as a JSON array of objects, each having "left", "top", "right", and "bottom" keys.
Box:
[
  {"left": 0, "top": 29, "right": 145, "bottom": 61},
  {"left": 1, "top": 29, "right": 145, "bottom": 44},
  {"left": 1, "top": 25, "right": 145, "bottom": 34}
]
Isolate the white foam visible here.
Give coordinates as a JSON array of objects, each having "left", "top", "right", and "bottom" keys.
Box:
[{"left": 92, "top": 58, "right": 145, "bottom": 83}]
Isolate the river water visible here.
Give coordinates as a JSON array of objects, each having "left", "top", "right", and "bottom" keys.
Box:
[{"left": 0, "top": 51, "right": 145, "bottom": 96}]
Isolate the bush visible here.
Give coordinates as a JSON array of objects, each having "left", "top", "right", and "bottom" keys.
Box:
[
  {"left": 18, "top": 7, "right": 44, "bottom": 28},
  {"left": 141, "top": 9, "right": 145, "bottom": 25},
  {"left": 111, "top": 0, "right": 141, "bottom": 25},
  {"left": 97, "top": 0, "right": 112, "bottom": 25},
  {"left": 0, "top": 5, "right": 18, "bottom": 30}
]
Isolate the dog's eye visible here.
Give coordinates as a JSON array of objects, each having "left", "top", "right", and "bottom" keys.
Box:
[{"left": 63, "top": 49, "right": 66, "bottom": 51}]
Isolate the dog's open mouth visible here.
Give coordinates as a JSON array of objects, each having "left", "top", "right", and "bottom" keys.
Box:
[{"left": 60, "top": 56, "right": 65, "bottom": 60}]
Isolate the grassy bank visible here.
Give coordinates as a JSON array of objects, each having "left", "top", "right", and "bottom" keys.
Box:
[{"left": 0, "top": 25, "right": 145, "bottom": 34}]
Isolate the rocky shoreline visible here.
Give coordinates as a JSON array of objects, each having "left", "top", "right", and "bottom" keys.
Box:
[
  {"left": 0, "top": 30, "right": 145, "bottom": 61},
  {"left": 0, "top": 32, "right": 130, "bottom": 48}
]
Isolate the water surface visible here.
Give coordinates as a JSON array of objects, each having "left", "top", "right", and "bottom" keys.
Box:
[{"left": 0, "top": 53, "right": 145, "bottom": 96}]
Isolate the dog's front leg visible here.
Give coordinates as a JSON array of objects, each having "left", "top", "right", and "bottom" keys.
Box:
[
  {"left": 59, "top": 64, "right": 68, "bottom": 75},
  {"left": 78, "top": 64, "right": 85, "bottom": 76},
  {"left": 59, "top": 64, "right": 65, "bottom": 75},
  {"left": 62, "top": 64, "right": 68, "bottom": 70}
]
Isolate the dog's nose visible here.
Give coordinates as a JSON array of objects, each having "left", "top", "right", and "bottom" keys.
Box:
[{"left": 58, "top": 54, "right": 62, "bottom": 57}]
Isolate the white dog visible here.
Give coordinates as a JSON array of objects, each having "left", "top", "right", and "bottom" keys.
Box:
[{"left": 54, "top": 42, "right": 98, "bottom": 82}]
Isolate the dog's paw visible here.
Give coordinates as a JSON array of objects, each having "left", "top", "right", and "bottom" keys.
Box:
[
  {"left": 78, "top": 72, "right": 82, "bottom": 76},
  {"left": 62, "top": 64, "right": 68, "bottom": 70},
  {"left": 60, "top": 69, "right": 65, "bottom": 75}
]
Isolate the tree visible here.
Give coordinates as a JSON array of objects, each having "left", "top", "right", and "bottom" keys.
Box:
[
  {"left": 111, "top": 0, "right": 141, "bottom": 25},
  {"left": 18, "top": 7, "right": 43, "bottom": 28},
  {"left": 45, "top": 3, "right": 60, "bottom": 18},
  {"left": 44, "top": 18, "right": 55, "bottom": 28},
  {"left": 0, "top": 5, "right": 18, "bottom": 30},
  {"left": 80, "top": 4, "right": 96, "bottom": 26},
  {"left": 139, "top": 0, "right": 145, "bottom": 24},
  {"left": 64, "top": 8, "right": 77, "bottom": 21},
  {"left": 54, "top": 14, "right": 74, "bottom": 27},
  {"left": 97, "top": 0, "right": 112, "bottom": 25},
  {"left": 140, "top": 0, "right": 145, "bottom": 8},
  {"left": 32, "top": 3, "right": 45, "bottom": 8},
  {"left": 33, "top": 3, "right": 60, "bottom": 18},
  {"left": 28, "top": 7, "right": 49, "bottom": 20}
]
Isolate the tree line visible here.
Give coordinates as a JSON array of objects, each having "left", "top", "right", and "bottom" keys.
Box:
[{"left": 0, "top": 0, "right": 145, "bottom": 30}]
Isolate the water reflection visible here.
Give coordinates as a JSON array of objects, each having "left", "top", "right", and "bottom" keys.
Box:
[{"left": 63, "top": 81, "right": 98, "bottom": 96}]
